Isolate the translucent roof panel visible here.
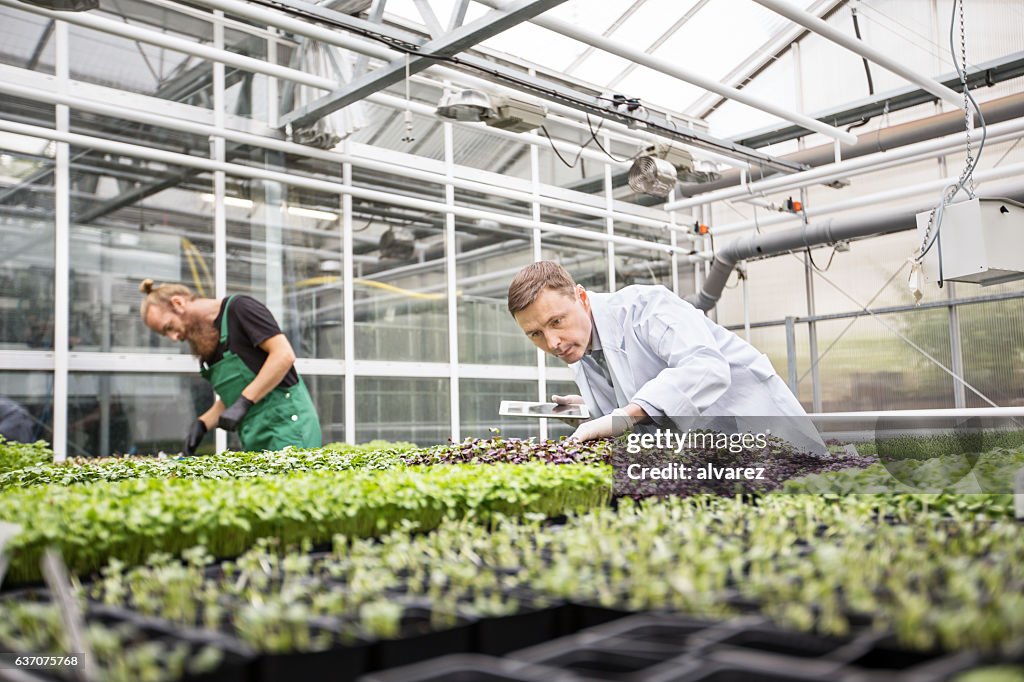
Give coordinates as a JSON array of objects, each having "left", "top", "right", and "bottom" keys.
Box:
[{"left": 383, "top": 0, "right": 818, "bottom": 116}]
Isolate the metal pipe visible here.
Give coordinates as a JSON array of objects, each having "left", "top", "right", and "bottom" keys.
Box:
[
  {"left": 751, "top": 0, "right": 961, "bottom": 107},
  {"left": 667, "top": 114, "right": 1024, "bottom": 212},
  {"left": 474, "top": 0, "right": 857, "bottom": 145},
  {"left": 710, "top": 157, "right": 1024, "bottom": 237},
  {"left": 677, "top": 92, "right": 1024, "bottom": 198},
  {"left": 686, "top": 181, "right": 1024, "bottom": 311}
]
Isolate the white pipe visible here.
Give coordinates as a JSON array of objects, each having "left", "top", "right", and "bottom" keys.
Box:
[
  {"left": 667, "top": 117, "right": 1024, "bottom": 212},
  {"left": 0, "top": 76, "right": 681, "bottom": 236},
  {"left": 812, "top": 407, "right": 1024, "bottom": 419},
  {"left": 0, "top": 118, "right": 676, "bottom": 254},
  {"left": 710, "top": 158, "right": 1024, "bottom": 238},
  {"left": 751, "top": 0, "right": 961, "bottom": 108},
  {"left": 474, "top": 0, "right": 857, "bottom": 145}
]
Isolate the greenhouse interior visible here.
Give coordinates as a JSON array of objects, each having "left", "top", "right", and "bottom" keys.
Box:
[{"left": 1, "top": 0, "right": 1023, "bottom": 679}]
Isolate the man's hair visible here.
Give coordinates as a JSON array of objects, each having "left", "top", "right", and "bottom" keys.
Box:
[
  {"left": 138, "top": 279, "right": 196, "bottom": 319},
  {"left": 507, "top": 261, "right": 577, "bottom": 316}
]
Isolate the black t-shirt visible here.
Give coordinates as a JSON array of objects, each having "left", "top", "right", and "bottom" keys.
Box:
[{"left": 206, "top": 295, "right": 299, "bottom": 389}]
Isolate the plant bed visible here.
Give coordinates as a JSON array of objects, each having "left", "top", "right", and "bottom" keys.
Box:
[
  {"left": 359, "top": 654, "right": 565, "bottom": 682},
  {"left": 252, "top": 624, "right": 371, "bottom": 682}
]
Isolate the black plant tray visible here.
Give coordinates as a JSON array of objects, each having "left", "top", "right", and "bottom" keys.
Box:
[
  {"left": 358, "top": 653, "right": 568, "bottom": 682},
  {"left": 86, "top": 604, "right": 255, "bottom": 682},
  {"left": 368, "top": 606, "right": 475, "bottom": 671},
  {"left": 695, "top": 621, "right": 860, "bottom": 660},
  {"left": 575, "top": 613, "right": 721, "bottom": 651},
  {"left": 568, "top": 598, "right": 636, "bottom": 632},
  {"left": 507, "top": 632, "right": 689, "bottom": 681},
  {"left": 473, "top": 600, "right": 574, "bottom": 656},
  {"left": 837, "top": 634, "right": 981, "bottom": 680},
  {"left": 660, "top": 660, "right": 845, "bottom": 682},
  {"left": 255, "top": 636, "right": 371, "bottom": 682}
]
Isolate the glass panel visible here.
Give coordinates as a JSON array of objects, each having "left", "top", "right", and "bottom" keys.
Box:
[
  {"left": 455, "top": 188, "right": 534, "bottom": 365},
  {"left": 810, "top": 310, "right": 955, "bottom": 412},
  {"left": 221, "top": 170, "right": 344, "bottom": 360},
  {"left": 459, "top": 379, "right": 539, "bottom": 440},
  {"left": 297, "top": 374, "right": 344, "bottom": 446},
  {"left": 958, "top": 296, "right": 1024, "bottom": 408},
  {"left": 0, "top": 126, "right": 55, "bottom": 351},
  {"left": 69, "top": 145, "right": 213, "bottom": 354},
  {"left": 67, "top": 373, "right": 214, "bottom": 458},
  {"left": 68, "top": 21, "right": 212, "bottom": 108},
  {"left": 0, "top": 371, "right": 54, "bottom": 446},
  {"left": 354, "top": 377, "right": 449, "bottom": 446},
  {"left": 0, "top": 7, "right": 55, "bottom": 74}
]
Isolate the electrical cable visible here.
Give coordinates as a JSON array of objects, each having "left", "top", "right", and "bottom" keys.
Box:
[
  {"left": 915, "top": 0, "right": 987, "bottom": 272},
  {"left": 585, "top": 113, "right": 632, "bottom": 163},
  {"left": 539, "top": 125, "right": 589, "bottom": 168}
]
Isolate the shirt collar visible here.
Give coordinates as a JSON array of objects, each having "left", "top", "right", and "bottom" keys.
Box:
[{"left": 587, "top": 312, "right": 602, "bottom": 353}]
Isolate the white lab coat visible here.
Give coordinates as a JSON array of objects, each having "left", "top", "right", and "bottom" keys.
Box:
[{"left": 572, "top": 285, "right": 826, "bottom": 454}]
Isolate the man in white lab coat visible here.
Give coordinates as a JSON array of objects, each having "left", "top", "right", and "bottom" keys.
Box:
[{"left": 507, "top": 261, "right": 825, "bottom": 453}]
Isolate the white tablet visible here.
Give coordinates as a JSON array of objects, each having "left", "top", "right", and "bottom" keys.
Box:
[{"left": 498, "top": 400, "right": 590, "bottom": 420}]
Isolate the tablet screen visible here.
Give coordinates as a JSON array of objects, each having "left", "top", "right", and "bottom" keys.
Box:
[{"left": 498, "top": 400, "right": 590, "bottom": 419}]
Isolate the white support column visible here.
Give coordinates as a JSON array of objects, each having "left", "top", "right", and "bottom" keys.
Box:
[
  {"left": 213, "top": 10, "right": 228, "bottom": 454},
  {"left": 342, "top": 160, "right": 356, "bottom": 444},
  {"left": 443, "top": 122, "right": 460, "bottom": 441},
  {"left": 604, "top": 133, "right": 615, "bottom": 291},
  {"left": 52, "top": 20, "right": 69, "bottom": 462},
  {"left": 530, "top": 142, "right": 547, "bottom": 440}
]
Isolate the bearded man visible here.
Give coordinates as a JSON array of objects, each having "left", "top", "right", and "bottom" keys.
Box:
[{"left": 139, "top": 279, "right": 321, "bottom": 455}]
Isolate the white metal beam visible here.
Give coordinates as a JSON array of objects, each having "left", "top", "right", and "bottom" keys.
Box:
[
  {"left": 474, "top": 0, "right": 857, "bottom": 145},
  {"left": 604, "top": 0, "right": 710, "bottom": 90},
  {"left": 685, "top": 0, "right": 844, "bottom": 119},
  {"left": 279, "top": 0, "right": 568, "bottom": 129},
  {"left": 751, "top": 0, "right": 961, "bottom": 108}
]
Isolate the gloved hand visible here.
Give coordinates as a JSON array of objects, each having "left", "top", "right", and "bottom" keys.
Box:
[
  {"left": 183, "top": 419, "right": 208, "bottom": 457},
  {"left": 218, "top": 395, "right": 254, "bottom": 432},
  {"left": 552, "top": 394, "right": 585, "bottom": 405},
  {"left": 569, "top": 408, "right": 637, "bottom": 442}
]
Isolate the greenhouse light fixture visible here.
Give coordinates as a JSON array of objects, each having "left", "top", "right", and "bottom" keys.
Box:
[
  {"left": 200, "top": 193, "right": 254, "bottom": 209},
  {"left": 435, "top": 89, "right": 496, "bottom": 122}
]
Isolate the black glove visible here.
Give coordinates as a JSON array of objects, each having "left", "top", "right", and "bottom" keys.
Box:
[
  {"left": 183, "top": 419, "right": 208, "bottom": 457},
  {"left": 218, "top": 395, "right": 254, "bottom": 432}
]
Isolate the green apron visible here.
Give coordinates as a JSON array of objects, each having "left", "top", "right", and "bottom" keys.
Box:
[{"left": 199, "top": 296, "right": 322, "bottom": 452}]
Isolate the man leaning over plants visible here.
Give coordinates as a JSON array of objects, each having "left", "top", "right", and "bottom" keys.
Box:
[
  {"left": 139, "top": 279, "right": 321, "bottom": 455},
  {"left": 507, "top": 261, "right": 825, "bottom": 453}
]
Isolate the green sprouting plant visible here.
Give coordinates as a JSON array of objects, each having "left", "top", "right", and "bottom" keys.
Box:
[
  {"left": 0, "top": 437, "right": 53, "bottom": 474},
  {"left": 358, "top": 600, "right": 402, "bottom": 639}
]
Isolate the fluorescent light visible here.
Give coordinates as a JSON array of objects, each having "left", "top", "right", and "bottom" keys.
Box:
[
  {"left": 200, "top": 193, "right": 254, "bottom": 209},
  {"left": 286, "top": 205, "right": 339, "bottom": 222}
]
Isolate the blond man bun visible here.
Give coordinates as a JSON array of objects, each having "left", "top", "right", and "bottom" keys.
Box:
[{"left": 139, "top": 280, "right": 195, "bottom": 319}]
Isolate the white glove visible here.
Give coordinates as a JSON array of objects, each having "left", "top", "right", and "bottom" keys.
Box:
[
  {"left": 569, "top": 408, "right": 637, "bottom": 442},
  {"left": 551, "top": 394, "right": 585, "bottom": 405}
]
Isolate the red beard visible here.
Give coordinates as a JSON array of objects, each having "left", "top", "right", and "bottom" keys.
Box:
[{"left": 184, "top": 315, "right": 220, "bottom": 361}]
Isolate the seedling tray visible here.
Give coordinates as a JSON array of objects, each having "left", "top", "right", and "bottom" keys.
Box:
[{"left": 358, "top": 653, "right": 566, "bottom": 682}]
